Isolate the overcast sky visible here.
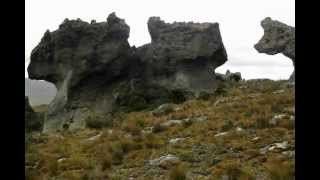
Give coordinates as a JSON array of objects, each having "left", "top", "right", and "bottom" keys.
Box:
[{"left": 25, "top": 0, "right": 295, "bottom": 80}]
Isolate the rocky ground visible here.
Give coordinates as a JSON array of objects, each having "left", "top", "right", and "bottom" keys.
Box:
[{"left": 26, "top": 79, "right": 295, "bottom": 180}]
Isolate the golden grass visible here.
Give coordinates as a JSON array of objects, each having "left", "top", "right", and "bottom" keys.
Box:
[{"left": 26, "top": 80, "right": 294, "bottom": 179}]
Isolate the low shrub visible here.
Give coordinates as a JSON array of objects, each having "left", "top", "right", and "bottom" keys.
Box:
[
  {"left": 169, "top": 164, "right": 187, "bottom": 180},
  {"left": 144, "top": 134, "right": 165, "bottom": 149},
  {"left": 152, "top": 122, "right": 166, "bottom": 133},
  {"left": 85, "top": 113, "right": 112, "bottom": 129},
  {"left": 265, "top": 159, "right": 294, "bottom": 180}
]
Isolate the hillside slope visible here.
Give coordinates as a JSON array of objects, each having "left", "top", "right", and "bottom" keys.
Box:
[{"left": 26, "top": 80, "right": 295, "bottom": 180}]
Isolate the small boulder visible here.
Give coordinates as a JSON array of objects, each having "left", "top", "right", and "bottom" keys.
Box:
[
  {"left": 151, "top": 103, "right": 178, "bottom": 117},
  {"left": 169, "top": 138, "right": 186, "bottom": 144},
  {"left": 216, "top": 70, "right": 242, "bottom": 82},
  {"left": 269, "top": 114, "right": 287, "bottom": 126},
  {"left": 149, "top": 154, "right": 180, "bottom": 169}
]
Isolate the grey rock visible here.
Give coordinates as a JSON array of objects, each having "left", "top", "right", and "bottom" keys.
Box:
[
  {"left": 254, "top": 17, "right": 295, "bottom": 82},
  {"left": 235, "top": 127, "right": 244, "bottom": 132},
  {"left": 214, "top": 132, "right": 228, "bottom": 137},
  {"left": 160, "top": 120, "right": 184, "bottom": 128},
  {"left": 47, "top": 70, "right": 73, "bottom": 116},
  {"left": 158, "top": 116, "right": 207, "bottom": 129},
  {"left": 138, "top": 17, "right": 228, "bottom": 92},
  {"left": 269, "top": 141, "right": 289, "bottom": 151},
  {"left": 85, "top": 133, "right": 102, "bottom": 141},
  {"left": 28, "top": 13, "right": 228, "bottom": 132},
  {"left": 149, "top": 154, "right": 180, "bottom": 168},
  {"left": 282, "top": 150, "right": 295, "bottom": 158},
  {"left": 151, "top": 103, "right": 178, "bottom": 117},
  {"left": 29, "top": 13, "right": 136, "bottom": 132},
  {"left": 272, "top": 89, "right": 285, "bottom": 94},
  {"left": 215, "top": 70, "right": 242, "bottom": 82},
  {"left": 57, "top": 158, "right": 67, "bottom": 163},
  {"left": 269, "top": 114, "right": 287, "bottom": 126},
  {"left": 260, "top": 141, "right": 290, "bottom": 154},
  {"left": 169, "top": 137, "right": 186, "bottom": 144}
]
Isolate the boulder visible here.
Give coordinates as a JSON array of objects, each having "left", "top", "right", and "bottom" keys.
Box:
[
  {"left": 151, "top": 103, "right": 179, "bottom": 117},
  {"left": 216, "top": 70, "right": 242, "bottom": 82},
  {"left": 28, "top": 13, "right": 228, "bottom": 132},
  {"left": 149, "top": 154, "right": 180, "bottom": 169},
  {"left": 254, "top": 17, "right": 295, "bottom": 83}
]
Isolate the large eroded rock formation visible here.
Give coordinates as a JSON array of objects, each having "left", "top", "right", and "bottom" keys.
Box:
[
  {"left": 28, "top": 13, "right": 228, "bottom": 132},
  {"left": 138, "top": 17, "right": 227, "bottom": 91},
  {"left": 254, "top": 17, "right": 295, "bottom": 82}
]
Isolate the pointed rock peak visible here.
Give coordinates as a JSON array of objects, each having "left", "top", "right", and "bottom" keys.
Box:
[{"left": 107, "top": 12, "right": 124, "bottom": 25}]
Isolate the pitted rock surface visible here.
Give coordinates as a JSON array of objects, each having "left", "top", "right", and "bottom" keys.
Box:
[
  {"left": 254, "top": 17, "right": 295, "bottom": 82},
  {"left": 28, "top": 13, "right": 228, "bottom": 132},
  {"left": 138, "top": 17, "right": 227, "bottom": 91}
]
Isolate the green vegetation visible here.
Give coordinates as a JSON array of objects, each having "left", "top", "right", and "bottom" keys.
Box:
[
  {"left": 85, "top": 112, "right": 113, "bottom": 129},
  {"left": 26, "top": 80, "right": 294, "bottom": 179},
  {"left": 169, "top": 164, "right": 187, "bottom": 180}
]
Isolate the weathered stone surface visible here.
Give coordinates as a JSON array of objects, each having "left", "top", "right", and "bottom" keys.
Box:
[
  {"left": 151, "top": 103, "right": 179, "bottom": 117},
  {"left": 28, "top": 12, "right": 133, "bottom": 88},
  {"left": 138, "top": 17, "right": 228, "bottom": 91},
  {"left": 149, "top": 154, "right": 180, "bottom": 169},
  {"left": 28, "top": 13, "right": 140, "bottom": 132},
  {"left": 216, "top": 70, "right": 242, "bottom": 82},
  {"left": 254, "top": 17, "right": 295, "bottom": 82},
  {"left": 28, "top": 13, "right": 228, "bottom": 132}
]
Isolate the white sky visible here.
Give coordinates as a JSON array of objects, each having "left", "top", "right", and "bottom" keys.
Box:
[{"left": 25, "top": 0, "right": 295, "bottom": 80}]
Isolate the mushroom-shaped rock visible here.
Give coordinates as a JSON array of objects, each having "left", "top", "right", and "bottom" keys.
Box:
[
  {"left": 138, "top": 17, "right": 228, "bottom": 91},
  {"left": 254, "top": 17, "right": 295, "bottom": 83},
  {"left": 28, "top": 12, "right": 138, "bottom": 132}
]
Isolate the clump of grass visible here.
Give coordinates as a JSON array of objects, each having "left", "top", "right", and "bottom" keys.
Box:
[
  {"left": 101, "top": 153, "right": 112, "bottom": 171},
  {"left": 152, "top": 122, "right": 166, "bottom": 133},
  {"left": 40, "top": 155, "right": 58, "bottom": 176},
  {"left": 214, "top": 82, "right": 228, "bottom": 96},
  {"left": 82, "top": 166, "right": 109, "bottom": 180},
  {"left": 109, "top": 142, "right": 125, "bottom": 165},
  {"left": 144, "top": 134, "right": 165, "bottom": 148},
  {"left": 212, "top": 160, "right": 255, "bottom": 180},
  {"left": 169, "top": 164, "right": 187, "bottom": 180},
  {"left": 220, "top": 120, "right": 234, "bottom": 131},
  {"left": 255, "top": 116, "right": 271, "bottom": 129},
  {"left": 135, "top": 119, "right": 146, "bottom": 128},
  {"left": 279, "top": 118, "right": 295, "bottom": 130},
  {"left": 59, "top": 153, "right": 91, "bottom": 171},
  {"left": 182, "top": 119, "right": 193, "bottom": 128},
  {"left": 119, "top": 138, "right": 142, "bottom": 153},
  {"left": 177, "top": 150, "right": 194, "bottom": 162},
  {"left": 265, "top": 158, "right": 294, "bottom": 180},
  {"left": 122, "top": 120, "right": 142, "bottom": 136},
  {"left": 85, "top": 112, "right": 112, "bottom": 129}
]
